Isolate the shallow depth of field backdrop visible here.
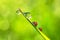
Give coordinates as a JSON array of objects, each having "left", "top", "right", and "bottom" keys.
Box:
[{"left": 0, "top": 0, "right": 60, "bottom": 40}]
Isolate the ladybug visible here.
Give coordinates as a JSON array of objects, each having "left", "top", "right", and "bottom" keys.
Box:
[
  {"left": 32, "top": 21, "right": 38, "bottom": 26},
  {"left": 39, "top": 27, "right": 42, "bottom": 31}
]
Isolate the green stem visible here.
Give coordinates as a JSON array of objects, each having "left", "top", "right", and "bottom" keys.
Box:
[{"left": 19, "top": 8, "right": 50, "bottom": 40}]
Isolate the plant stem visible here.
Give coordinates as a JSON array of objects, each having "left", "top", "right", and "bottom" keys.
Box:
[{"left": 19, "top": 8, "right": 50, "bottom": 40}]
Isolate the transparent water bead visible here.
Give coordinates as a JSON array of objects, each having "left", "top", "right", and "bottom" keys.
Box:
[
  {"left": 16, "top": 8, "right": 32, "bottom": 20},
  {"left": 27, "top": 16, "right": 32, "bottom": 20},
  {"left": 24, "top": 12, "right": 32, "bottom": 20},
  {"left": 16, "top": 8, "right": 21, "bottom": 15}
]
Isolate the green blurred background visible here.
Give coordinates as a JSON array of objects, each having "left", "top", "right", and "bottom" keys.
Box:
[{"left": 0, "top": 0, "right": 60, "bottom": 40}]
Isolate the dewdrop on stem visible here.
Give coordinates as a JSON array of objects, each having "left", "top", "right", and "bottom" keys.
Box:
[
  {"left": 24, "top": 12, "right": 32, "bottom": 20},
  {"left": 16, "top": 8, "right": 21, "bottom": 15}
]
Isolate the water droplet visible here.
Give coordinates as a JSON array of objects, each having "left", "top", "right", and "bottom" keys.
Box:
[
  {"left": 24, "top": 12, "right": 30, "bottom": 14},
  {"left": 24, "top": 12, "right": 31, "bottom": 18},
  {"left": 16, "top": 8, "right": 21, "bottom": 15},
  {"left": 23, "top": 12, "right": 30, "bottom": 16},
  {"left": 28, "top": 16, "right": 32, "bottom": 20}
]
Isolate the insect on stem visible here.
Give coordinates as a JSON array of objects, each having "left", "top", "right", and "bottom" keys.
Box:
[{"left": 18, "top": 8, "right": 50, "bottom": 40}]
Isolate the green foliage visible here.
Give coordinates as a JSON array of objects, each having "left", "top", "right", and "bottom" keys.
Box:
[{"left": 0, "top": 0, "right": 60, "bottom": 40}]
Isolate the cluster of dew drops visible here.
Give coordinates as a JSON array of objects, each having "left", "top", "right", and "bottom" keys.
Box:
[{"left": 16, "top": 8, "right": 32, "bottom": 20}]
